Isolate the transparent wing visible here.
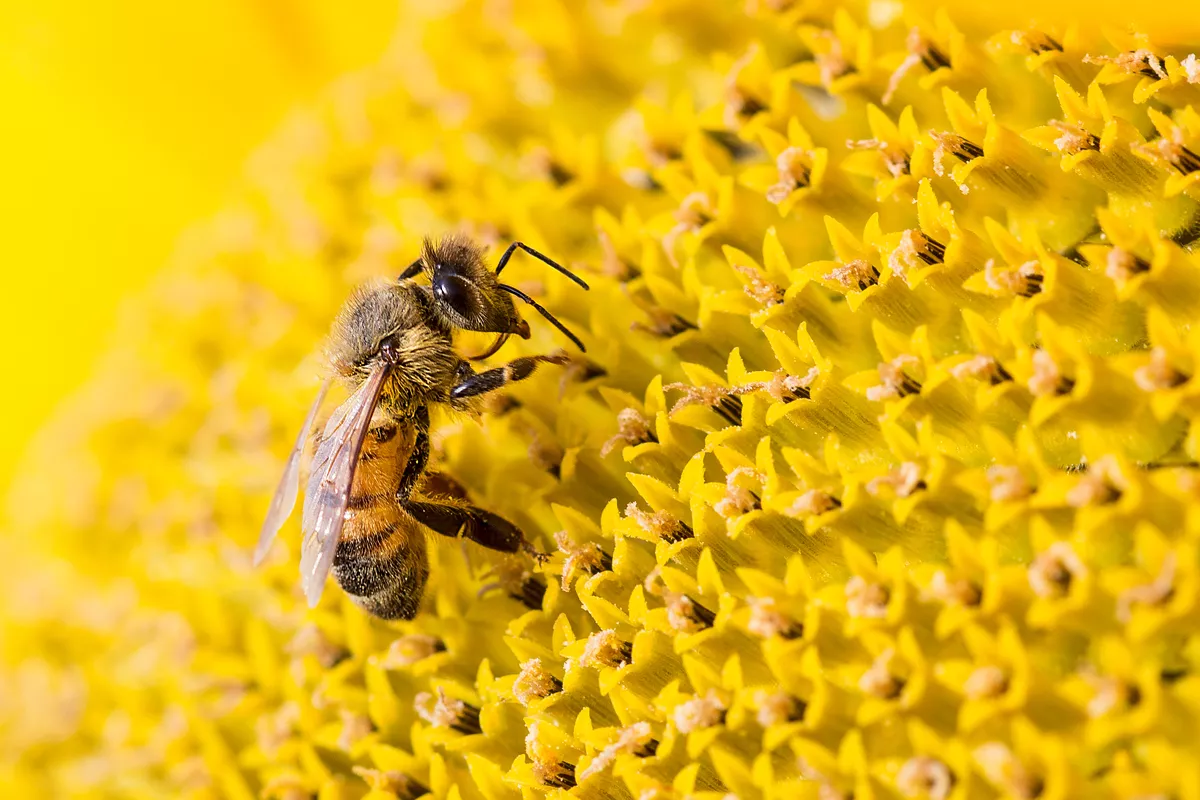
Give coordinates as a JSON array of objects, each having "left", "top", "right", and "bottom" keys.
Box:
[
  {"left": 299, "top": 365, "right": 390, "bottom": 607},
  {"left": 254, "top": 380, "right": 331, "bottom": 567}
]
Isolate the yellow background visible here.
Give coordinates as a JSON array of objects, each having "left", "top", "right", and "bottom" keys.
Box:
[{"left": 0, "top": 0, "right": 397, "bottom": 492}]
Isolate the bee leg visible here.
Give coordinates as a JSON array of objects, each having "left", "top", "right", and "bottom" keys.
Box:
[
  {"left": 395, "top": 406, "right": 431, "bottom": 502},
  {"left": 405, "top": 499, "right": 536, "bottom": 555},
  {"left": 449, "top": 353, "right": 569, "bottom": 400}
]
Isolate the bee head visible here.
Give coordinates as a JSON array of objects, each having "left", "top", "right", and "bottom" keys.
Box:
[{"left": 420, "top": 235, "right": 529, "bottom": 340}]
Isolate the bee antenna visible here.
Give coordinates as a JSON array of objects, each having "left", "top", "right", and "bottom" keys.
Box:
[
  {"left": 494, "top": 241, "right": 590, "bottom": 290},
  {"left": 498, "top": 284, "right": 587, "bottom": 352}
]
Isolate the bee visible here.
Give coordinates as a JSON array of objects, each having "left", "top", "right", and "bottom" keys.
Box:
[{"left": 254, "top": 235, "right": 589, "bottom": 619}]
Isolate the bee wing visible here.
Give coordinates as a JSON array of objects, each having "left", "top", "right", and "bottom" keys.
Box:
[
  {"left": 254, "top": 379, "right": 331, "bottom": 567},
  {"left": 299, "top": 365, "right": 390, "bottom": 607}
]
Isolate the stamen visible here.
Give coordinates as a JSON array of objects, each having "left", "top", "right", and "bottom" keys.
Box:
[
  {"left": 825, "top": 259, "right": 881, "bottom": 290},
  {"left": 1134, "top": 348, "right": 1189, "bottom": 391},
  {"left": 580, "top": 629, "right": 633, "bottom": 669},
  {"left": 513, "top": 658, "right": 563, "bottom": 705},
  {"left": 866, "top": 461, "right": 926, "bottom": 498},
  {"left": 1010, "top": 29, "right": 1063, "bottom": 55},
  {"left": 883, "top": 28, "right": 951, "bottom": 105},
  {"left": 287, "top": 625, "right": 347, "bottom": 669},
  {"left": 987, "top": 465, "right": 1034, "bottom": 502},
  {"left": 596, "top": 228, "right": 639, "bottom": 281},
  {"left": 601, "top": 407, "right": 658, "bottom": 457},
  {"left": 1065, "top": 455, "right": 1125, "bottom": 507},
  {"left": 255, "top": 702, "right": 299, "bottom": 758},
  {"left": 785, "top": 488, "right": 841, "bottom": 517},
  {"left": 1085, "top": 674, "right": 1142, "bottom": 718},
  {"left": 867, "top": 355, "right": 923, "bottom": 401},
  {"left": 415, "top": 688, "right": 481, "bottom": 735},
  {"left": 380, "top": 634, "right": 445, "bottom": 668},
  {"left": 1028, "top": 541, "right": 1086, "bottom": 598},
  {"left": 1183, "top": 53, "right": 1200, "bottom": 84},
  {"left": 1049, "top": 120, "right": 1100, "bottom": 155},
  {"left": 890, "top": 229, "right": 946, "bottom": 283},
  {"left": 845, "top": 576, "right": 891, "bottom": 619},
  {"left": 952, "top": 354, "right": 1013, "bottom": 385},
  {"left": 928, "top": 571, "right": 983, "bottom": 607},
  {"left": 724, "top": 49, "right": 768, "bottom": 127},
  {"left": 527, "top": 722, "right": 577, "bottom": 789},
  {"left": 1105, "top": 247, "right": 1152, "bottom": 286},
  {"left": 732, "top": 263, "right": 786, "bottom": 306},
  {"left": 1117, "top": 552, "right": 1176, "bottom": 622},
  {"left": 578, "top": 722, "right": 656, "bottom": 781},
  {"left": 351, "top": 767, "right": 428, "bottom": 800},
  {"left": 755, "top": 690, "right": 806, "bottom": 726},
  {"left": 625, "top": 502, "right": 693, "bottom": 543},
  {"left": 1027, "top": 350, "right": 1075, "bottom": 396},
  {"left": 1085, "top": 49, "right": 1167, "bottom": 80},
  {"left": 931, "top": 132, "right": 985, "bottom": 177},
  {"left": 984, "top": 259, "right": 1044, "bottom": 297},
  {"left": 554, "top": 531, "right": 612, "bottom": 591},
  {"left": 896, "top": 756, "right": 956, "bottom": 800},
  {"left": 337, "top": 709, "right": 374, "bottom": 752},
  {"left": 859, "top": 649, "right": 905, "bottom": 699},
  {"left": 964, "top": 665, "right": 1009, "bottom": 700},
  {"left": 974, "top": 743, "right": 1044, "bottom": 799},
  {"left": 766, "top": 147, "right": 813, "bottom": 204},
  {"left": 847, "top": 136, "right": 911, "bottom": 177},
  {"left": 673, "top": 689, "right": 727, "bottom": 733},
  {"left": 714, "top": 466, "right": 765, "bottom": 518},
  {"left": 746, "top": 596, "right": 804, "bottom": 639},
  {"left": 664, "top": 382, "right": 748, "bottom": 425}
]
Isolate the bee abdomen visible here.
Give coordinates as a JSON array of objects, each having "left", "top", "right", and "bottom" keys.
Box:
[{"left": 333, "top": 517, "right": 429, "bottom": 620}]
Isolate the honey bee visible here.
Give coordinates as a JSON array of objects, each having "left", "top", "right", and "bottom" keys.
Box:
[{"left": 255, "top": 235, "right": 589, "bottom": 619}]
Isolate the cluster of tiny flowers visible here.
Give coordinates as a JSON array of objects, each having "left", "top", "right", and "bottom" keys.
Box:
[{"left": 5, "top": 1, "right": 1200, "bottom": 798}]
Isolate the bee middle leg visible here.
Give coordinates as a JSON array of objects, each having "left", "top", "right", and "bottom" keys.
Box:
[
  {"left": 449, "top": 353, "right": 569, "bottom": 400},
  {"left": 404, "top": 498, "right": 545, "bottom": 559}
]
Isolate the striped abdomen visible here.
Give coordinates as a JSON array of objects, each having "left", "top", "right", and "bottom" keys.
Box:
[{"left": 330, "top": 413, "right": 430, "bottom": 620}]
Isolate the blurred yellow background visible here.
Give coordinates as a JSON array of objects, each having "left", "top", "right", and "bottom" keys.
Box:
[{"left": 0, "top": 0, "right": 397, "bottom": 492}]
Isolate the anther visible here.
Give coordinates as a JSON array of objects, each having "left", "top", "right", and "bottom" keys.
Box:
[
  {"left": 896, "top": 757, "right": 956, "bottom": 800},
  {"left": 673, "top": 689, "right": 728, "bottom": 733},
  {"left": 867, "top": 356, "right": 923, "bottom": 401},
  {"left": 581, "top": 629, "right": 633, "bottom": 669},
  {"left": 733, "top": 263, "right": 786, "bottom": 306},
  {"left": 766, "top": 147, "right": 813, "bottom": 204},
  {"left": 951, "top": 354, "right": 1013, "bottom": 385},
  {"left": 931, "top": 132, "right": 985, "bottom": 177},
  {"left": 746, "top": 596, "right": 804, "bottom": 639},
  {"left": 351, "top": 767, "right": 429, "bottom": 800},
  {"left": 578, "top": 722, "right": 657, "bottom": 781},
  {"left": 845, "top": 576, "right": 891, "bottom": 620},
  {"left": 381, "top": 634, "right": 446, "bottom": 668},
  {"left": 625, "top": 502, "right": 693, "bottom": 543},
  {"left": 513, "top": 658, "right": 563, "bottom": 706},
  {"left": 859, "top": 650, "right": 905, "bottom": 699},
  {"left": 554, "top": 531, "right": 611, "bottom": 591},
  {"left": 1028, "top": 541, "right": 1086, "bottom": 599},
  {"left": 785, "top": 489, "right": 841, "bottom": 517},
  {"left": 755, "top": 690, "right": 807, "bottom": 726},
  {"left": 414, "top": 688, "right": 481, "bottom": 735},
  {"left": 825, "top": 259, "right": 881, "bottom": 290},
  {"left": 601, "top": 408, "right": 658, "bottom": 457}
]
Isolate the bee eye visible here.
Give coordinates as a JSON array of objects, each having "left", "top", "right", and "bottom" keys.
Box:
[{"left": 433, "top": 273, "right": 481, "bottom": 319}]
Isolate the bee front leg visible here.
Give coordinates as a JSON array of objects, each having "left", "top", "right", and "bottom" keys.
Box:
[
  {"left": 449, "top": 352, "right": 569, "bottom": 400},
  {"left": 404, "top": 499, "right": 547, "bottom": 561},
  {"left": 395, "top": 406, "right": 431, "bottom": 501}
]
